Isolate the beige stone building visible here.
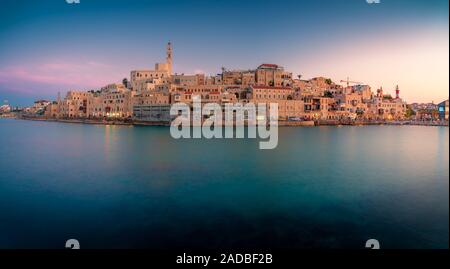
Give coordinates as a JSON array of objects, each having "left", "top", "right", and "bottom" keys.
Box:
[
  {"left": 100, "top": 83, "right": 134, "bottom": 118},
  {"left": 250, "top": 85, "right": 295, "bottom": 101},
  {"left": 205, "top": 75, "right": 223, "bottom": 85},
  {"left": 82, "top": 83, "right": 134, "bottom": 119},
  {"left": 133, "top": 90, "right": 170, "bottom": 106},
  {"left": 132, "top": 90, "right": 171, "bottom": 121},
  {"left": 294, "top": 77, "right": 338, "bottom": 97},
  {"left": 302, "top": 96, "right": 336, "bottom": 120},
  {"left": 130, "top": 42, "right": 173, "bottom": 91},
  {"left": 335, "top": 91, "right": 367, "bottom": 114},
  {"left": 172, "top": 73, "right": 205, "bottom": 86},
  {"left": 44, "top": 102, "right": 59, "bottom": 118},
  {"left": 248, "top": 85, "right": 304, "bottom": 120},
  {"left": 242, "top": 71, "right": 256, "bottom": 86},
  {"left": 222, "top": 70, "right": 243, "bottom": 85},
  {"left": 275, "top": 100, "right": 305, "bottom": 120},
  {"left": 171, "top": 85, "right": 225, "bottom": 103},
  {"left": 132, "top": 77, "right": 171, "bottom": 93},
  {"left": 59, "top": 91, "right": 91, "bottom": 118},
  {"left": 86, "top": 93, "right": 103, "bottom": 118},
  {"left": 368, "top": 87, "right": 407, "bottom": 120},
  {"left": 255, "top": 64, "right": 285, "bottom": 87}
]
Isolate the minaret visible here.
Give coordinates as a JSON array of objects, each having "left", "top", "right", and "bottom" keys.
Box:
[{"left": 166, "top": 41, "right": 172, "bottom": 77}]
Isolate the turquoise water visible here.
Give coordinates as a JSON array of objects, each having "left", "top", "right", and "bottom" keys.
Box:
[{"left": 0, "top": 119, "right": 448, "bottom": 249}]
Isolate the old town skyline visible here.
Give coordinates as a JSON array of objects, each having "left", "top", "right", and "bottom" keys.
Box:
[{"left": 15, "top": 41, "right": 428, "bottom": 125}]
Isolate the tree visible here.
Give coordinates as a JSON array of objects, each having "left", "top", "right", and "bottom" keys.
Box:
[
  {"left": 325, "top": 78, "right": 332, "bottom": 85},
  {"left": 324, "top": 91, "right": 333, "bottom": 98},
  {"left": 122, "top": 78, "right": 128, "bottom": 88},
  {"left": 405, "top": 105, "right": 416, "bottom": 118}
]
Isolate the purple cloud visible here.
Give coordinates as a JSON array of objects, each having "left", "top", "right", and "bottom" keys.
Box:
[{"left": 0, "top": 61, "right": 127, "bottom": 94}]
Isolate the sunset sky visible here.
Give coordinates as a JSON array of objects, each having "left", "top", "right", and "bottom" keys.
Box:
[{"left": 0, "top": 0, "right": 448, "bottom": 106}]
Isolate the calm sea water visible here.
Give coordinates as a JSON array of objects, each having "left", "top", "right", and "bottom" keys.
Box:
[{"left": 0, "top": 119, "right": 448, "bottom": 249}]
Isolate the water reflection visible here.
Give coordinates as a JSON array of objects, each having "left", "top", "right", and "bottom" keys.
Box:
[{"left": 0, "top": 119, "right": 448, "bottom": 249}]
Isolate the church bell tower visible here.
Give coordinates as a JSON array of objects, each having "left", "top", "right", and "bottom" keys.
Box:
[{"left": 166, "top": 41, "right": 172, "bottom": 76}]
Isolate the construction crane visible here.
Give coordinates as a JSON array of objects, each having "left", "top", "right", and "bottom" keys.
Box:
[{"left": 340, "top": 77, "right": 362, "bottom": 87}]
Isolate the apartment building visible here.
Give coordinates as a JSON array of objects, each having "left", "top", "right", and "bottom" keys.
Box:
[{"left": 59, "top": 91, "right": 91, "bottom": 118}]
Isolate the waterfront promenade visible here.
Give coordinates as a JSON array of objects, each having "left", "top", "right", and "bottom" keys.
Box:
[{"left": 16, "top": 114, "right": 449, "bottom": 127}]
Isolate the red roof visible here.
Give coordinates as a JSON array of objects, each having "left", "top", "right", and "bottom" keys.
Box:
[{"left": 258, "top": 63, "right": 279, "bottom": 68}]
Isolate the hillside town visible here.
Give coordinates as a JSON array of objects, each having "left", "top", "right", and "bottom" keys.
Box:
[{"left": 2, "top": 42, "right": 449, "bottom": 126}]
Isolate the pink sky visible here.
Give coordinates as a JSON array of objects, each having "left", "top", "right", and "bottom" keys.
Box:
[
  {"left": 288, "top": 26, "right": 449, "bottom": 103},
  {"left": 0, "top": 25, "right": 448, "bottom": 104}
]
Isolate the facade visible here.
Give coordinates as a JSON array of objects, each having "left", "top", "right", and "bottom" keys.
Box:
[
  {"left": 132, "top": 89, "right": 171, "bottom": 121},
  {"left": 250, "top": 85, "right": 295, "bottom": 101},
  {"left": 255, "top": 64, "right": 285, "bottom": 87},
  {"left": 248, "top": 85, "right": 303, "bottom": 120},
  {"left": 86, "top": 93, "right": 104, "bottom": 118},
  {"left": 172, "top": 73, "right": 205, "bottom": 86},
  {"left": 100, "top": 83, "right": 134, "bottom": 118},
  {"left": 335, "top": 91, "right": 368, "bottom": 114},
  {"left": 59, "top": 91, "right": 90, "bottom": 118},
  {"left": 274, "top": 100, "right": 305, "bottom": 120},
  {"left": 368, "top": 87, "right": 407, "bottom": 120},
  {"left": 44, "top": 102, "right": 59, "bottom": 118},
  {"left": 303, "top": 96, "right": 336, "bottom": 120}
]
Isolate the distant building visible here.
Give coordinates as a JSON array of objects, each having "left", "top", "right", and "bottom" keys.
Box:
[
  {"left": 410, "top": 102, "right": 438, "bottom": 112},
  {"left": 28, "top": 100, "right": 51, "bottom": 115},
  {"left": 0, "top": 104, "right": 11, "bottom": 114},
  {"left": 438, "top": 100, "right": 449, "bottom": 120},
  {"left": 368, "top": 86, "right": 407, "bottom": 120},
  {"left": 44, "top": 102, "right": 59, "bottom": 118}
]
